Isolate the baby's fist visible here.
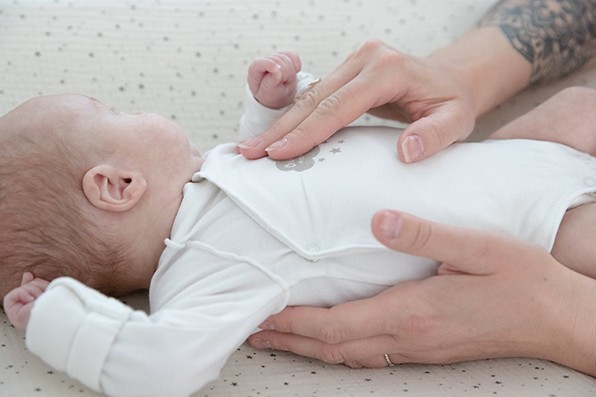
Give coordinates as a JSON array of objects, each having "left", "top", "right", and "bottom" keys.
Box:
[
  {"left": 248, "top": 52, "right": 302, "bottom": 109},
  {"left": 3, "top": 272, "right": 49, "bottom": 330}
]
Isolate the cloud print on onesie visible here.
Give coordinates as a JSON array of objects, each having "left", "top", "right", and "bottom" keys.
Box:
[{"left": 275, "top": 139, "right": 345, "bottom": 172}]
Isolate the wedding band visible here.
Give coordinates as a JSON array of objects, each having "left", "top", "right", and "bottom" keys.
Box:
[
  {"left": 308, "top": 78, "right": 322, "bottom": 88},
  {"left": 383, "top": 353, "right": 395, "bottom": 367}
]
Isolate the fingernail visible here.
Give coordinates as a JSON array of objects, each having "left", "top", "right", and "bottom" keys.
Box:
[
  {"left": 402, "top": 135, "right": 424, "bottom": 163},
  {"left": 237, "top": 137, "right": 262, "bottom": 150},
  {"left": 265, "top": 138, "right": 288, "bottom": 152},
  {"left": 259, "top": 320, "right": 275, "bottom": 330},
  {"left": 379, "top": 211, "right": 402, "bottom": 239},
  {"left": 250, "top": 338, "right": 271, "bottom": 349}
]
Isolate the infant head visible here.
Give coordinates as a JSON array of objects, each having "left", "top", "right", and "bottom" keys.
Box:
[{"left": 0, "top": 94, "right": 203, "bottom": 300}]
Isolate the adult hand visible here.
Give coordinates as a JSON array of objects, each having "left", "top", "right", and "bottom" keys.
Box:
[
  {"left": 237, "top": 40, "right": 476, "bottom": 163},
  {"left": 249, "top": 210, "right": 596, "bottom": 375}
]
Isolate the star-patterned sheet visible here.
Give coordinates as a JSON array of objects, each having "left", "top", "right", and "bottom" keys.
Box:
[{"left": 2, "top": 1, "right": 596, "bottom": 396}]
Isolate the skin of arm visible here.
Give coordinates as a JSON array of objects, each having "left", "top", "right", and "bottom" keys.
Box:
[
  {"left": 436, "top": 0, "right": 596, "bottom": 116},
  {"left": 237, "top": 0, "right": 596, "bottom": 163},
  {"left": 478, "top": 0, "right": 596, "bottom": 84}
]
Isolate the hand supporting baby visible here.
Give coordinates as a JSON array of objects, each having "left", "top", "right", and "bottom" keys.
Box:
[
  {"left": 3, "top": 272, "right": 49, "bottom": 330},
  {"left": 247, "top": 52, "right": 302, "bottom": 109}
]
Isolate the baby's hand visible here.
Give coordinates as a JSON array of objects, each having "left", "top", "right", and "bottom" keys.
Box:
[
  {"left": 247, "top": 52, "right": 302, "bottom": 109},
  {"left": 3, "top": 272, "right": 49, "bottom": 330}
]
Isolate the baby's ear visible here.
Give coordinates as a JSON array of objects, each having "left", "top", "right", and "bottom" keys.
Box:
[{"left": 82, "top": 165, "right": 147, "bottom": 212}]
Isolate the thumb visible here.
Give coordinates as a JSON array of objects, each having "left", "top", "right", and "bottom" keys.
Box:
[
  {"left": 397, "top": 104, "right": 474, "bottom": 163},
  {"left": 371, "top": 210, "right": 536, "bottom": 276}
]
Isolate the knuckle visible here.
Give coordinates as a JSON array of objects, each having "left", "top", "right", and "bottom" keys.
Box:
[
  {"left": 466, "top": 233, "right": 510, "bottom": 266},
  {"left": 408, "top": 221, "right": 434, "bottom": 253},
  {"left": 312, "top": 95, "right": 345, "bottom": 131},
  {"left": 318, "top": 346, "right": 347, "bottom": 364},
  {"left": 318, "top": 322, "right": 345, "bottom": 345},
  {"left": 359, "top": 39, "right": 386, "bottom": 54},
  {"left": 294, "top": 89, "right": 320, "bottom": 112},
  {"left": 316, "top": 94, "right": 342, "bottom": 114},
  {"left": 424, "top": 117, "right": 448, "bottom": 148},
  {"left": 358, "top": 40, "right": 406, "bottom": 69},
  {"left": 377, "top": 48, "right": 407, "bottom": 68}
]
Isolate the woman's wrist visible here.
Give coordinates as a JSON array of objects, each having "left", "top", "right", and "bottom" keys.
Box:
[
  {"left": 547, "top": 268, "right": 596, "bottom": 376},
  {"left": 428, "top": 26, "right": 531, "bottom": 117},
  {"left": 519, "top": 262, "right": 596, "bottom": 377}
]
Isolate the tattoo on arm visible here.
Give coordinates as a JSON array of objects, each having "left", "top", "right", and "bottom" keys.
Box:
[{"left": 479, "top": 0, "right": 596, "bottom": 83}]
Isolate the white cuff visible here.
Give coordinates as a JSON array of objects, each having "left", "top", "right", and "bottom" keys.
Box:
[{"left": 26, "top": 277, "right": 132, "bottom": 392}]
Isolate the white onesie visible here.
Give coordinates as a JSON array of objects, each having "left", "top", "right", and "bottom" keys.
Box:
[{"left": 25, "top": 82, "right": 596, "bottom": 397}]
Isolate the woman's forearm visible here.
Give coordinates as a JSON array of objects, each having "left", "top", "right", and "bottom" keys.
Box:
[
  {"left": 430, "top": 0, "right": 596, "bottom": 117},
  {"left": 479, "top": 0, "right": 596, "bottom": 84}
]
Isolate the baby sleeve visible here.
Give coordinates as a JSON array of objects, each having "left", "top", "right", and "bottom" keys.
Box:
[
  {"left": 25, "top": 244, "right": 288, "bottom": 397},
  {"left": 26, "top": 277, "right": 134, "bottom": 391}
]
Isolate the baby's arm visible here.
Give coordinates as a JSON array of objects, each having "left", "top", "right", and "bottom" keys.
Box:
[
  {"left": 3, "top": 272, "right": 49, "bottom": 330},
  {"left": 247, "top": 52, "right": 302, "bottom": 109},
  {"left": 22, "top": 253, "right": 286, "bottom": 396}
]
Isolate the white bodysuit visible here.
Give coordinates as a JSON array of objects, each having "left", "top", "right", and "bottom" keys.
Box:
[{"left": 25, "top": 79, "right": 596, "bottom": 397}]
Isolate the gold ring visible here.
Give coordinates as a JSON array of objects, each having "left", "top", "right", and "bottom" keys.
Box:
[
  {"left": 308, "top": 78, "right": 322, "bottom": 88},
  {"left": 384, "top": 353, "right": 395, "bottom": 367}
]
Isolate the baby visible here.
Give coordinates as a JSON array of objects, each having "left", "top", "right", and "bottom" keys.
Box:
[{"left": 2, "top": 52, "right": 596, "bottom": 397}]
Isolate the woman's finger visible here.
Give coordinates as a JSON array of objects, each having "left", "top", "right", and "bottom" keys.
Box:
[{"left": 237, "top": 48, "right": 368, "bottom": 159}]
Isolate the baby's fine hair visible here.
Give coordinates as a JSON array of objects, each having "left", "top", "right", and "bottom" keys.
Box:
[{"left": 0, "top": 109, "right": 128, "bottom": 300}]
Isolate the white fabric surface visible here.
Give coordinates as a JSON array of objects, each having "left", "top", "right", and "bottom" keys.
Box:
[{"left": 2, "top": 1, "right": 596, "bottom": 396}]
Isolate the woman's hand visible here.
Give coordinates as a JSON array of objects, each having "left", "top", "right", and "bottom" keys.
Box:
[
  {"left": 249, "top": 210, "right": 596, "bottom": 376},
  {"left": 237, "top": 40, "right": 477, "bottom": 163}
]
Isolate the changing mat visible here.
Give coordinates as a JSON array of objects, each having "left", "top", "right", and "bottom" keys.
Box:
[{"left": 2, "top": 1, "right": 596, "bottom": 396}]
